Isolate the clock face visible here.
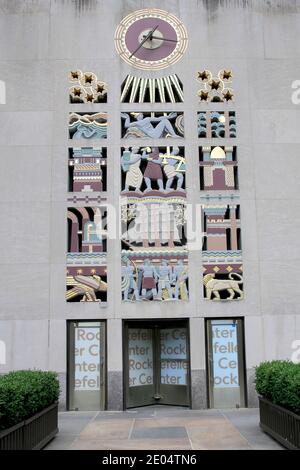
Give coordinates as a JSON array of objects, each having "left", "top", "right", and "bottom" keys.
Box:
[{"left": 114, "top": 9, "right": 188, "bottom": 70}]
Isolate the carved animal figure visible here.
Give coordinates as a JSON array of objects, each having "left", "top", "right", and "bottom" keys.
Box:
[
  {"left": 203, "top": 273, "right": 243, "bottom": 300},
  {"left": 66, "top": 275, "right": 107, "bottom": 302}
]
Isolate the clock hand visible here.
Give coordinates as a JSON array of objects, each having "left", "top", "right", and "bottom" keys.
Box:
[
  {"left": 129, "top": 25, "right": 159, "bottom": 59},
  {"left": 143, "top": 35, "right": 178, "bottom": 43}
]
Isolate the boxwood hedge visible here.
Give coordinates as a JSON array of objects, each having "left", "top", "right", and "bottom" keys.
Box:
[
  {"left": 0, "top": 370, "right": 60, "bottom": 430},
  {"left": 255, "top": 360, "right": 300, "bottom": 414}
]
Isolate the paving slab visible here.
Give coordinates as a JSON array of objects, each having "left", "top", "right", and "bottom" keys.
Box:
[
  {"left": 69, "top": 438, "right": 192, "bottom": 450},
  {"left": 79, "top": 419, "right": 134, "bottom": 440},
  {"left": 131, "top": 426, "right": 188, "bottom": 439},
  {"left": 220, "top": 409, "right": 284, "bottom": 450},
  {"left": 44, "top": 407, "right": 285, "bottom": 450}
]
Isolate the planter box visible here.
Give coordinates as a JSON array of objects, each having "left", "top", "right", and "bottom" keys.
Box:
[
  {"left": 259, "top": 396, "right": 300, "bottom": 450},
  {"left": 0, "top": 403, "right": 58, "bottom": 450}
]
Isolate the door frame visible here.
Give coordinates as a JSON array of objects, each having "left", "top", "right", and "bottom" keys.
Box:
[
  {"left": 122, "top": 318, "right": 191, "bottom": 409},
  {"left": 205, "top": 317, "right": 248, "bottom": 409}
]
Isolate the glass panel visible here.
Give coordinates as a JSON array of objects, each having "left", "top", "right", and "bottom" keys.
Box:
[
  {"left": 211, "top": 321, "right": 239, "bottom": 388},
  {"left": 128, "top": 328, "right": 153, "bottom": 387},
  {"left": 160, "top": 328, "right": 188, "bottom": 386},
  {"left": 208, "top": 319, "right": 245, "bottom": 408},
  {"left": 68, "top": 321, "right": 105, "bottom": 411}
]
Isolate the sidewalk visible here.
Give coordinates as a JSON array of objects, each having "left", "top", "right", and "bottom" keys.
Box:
[{"left": 45, "top": 406, "right": 283, "bottom": 450}]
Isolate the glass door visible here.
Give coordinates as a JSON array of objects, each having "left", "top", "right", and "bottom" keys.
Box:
[
  {"left": 68, "top": 321, "right": 106, "bottom": 411},
  {"left": 124, "top": 325, "right": 156, "bottom": 408},
  {"left": 124, "top": 321, "right": 190, "bottom": 408},
  {"left": 159, "top": 326, "right": 190, "bottom": 406},
  {"left": 206, "top": 318, "right": 246, "bottom": 408}
]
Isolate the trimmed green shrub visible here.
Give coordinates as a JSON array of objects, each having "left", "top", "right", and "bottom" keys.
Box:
[
  {"left": 255, "top": 360, "right": 300, "bottom": 414},
  {"left": 0, "top": 370, "right": 60, "bottom": 430}
]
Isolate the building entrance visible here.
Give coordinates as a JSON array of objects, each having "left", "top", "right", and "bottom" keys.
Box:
[{"left": 124, "top": 320, "right": 190, "bottom": 408}]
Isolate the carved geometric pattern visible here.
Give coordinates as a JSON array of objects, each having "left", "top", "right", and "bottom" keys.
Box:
[
  {"left": 198, "top": 111, "right": 236, "bottom": 138},
  {"left": 196, "top": 69, "right": 234, "bottom": 102},
  {"left": 69, "top": 70, "right": 107, "bottom": 103},
  {"left": 121, "top": 74, "right": 184, "bottom": 103},
  {"left": 66, "top": 206, "right": 107, "bottom": 303},
  {"left": 199, "top": 146, "right": 238, "bottom": 191},
  {"left": 201, "top": 200, "right": 243, "bottom": 301},
  {"left": 68, "top": 147, "right": 107, "bottom": 193}
]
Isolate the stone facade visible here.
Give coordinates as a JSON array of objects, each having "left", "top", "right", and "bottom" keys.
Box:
[{"left": 0, "top": 0, "right": 300, "bottom": 410}]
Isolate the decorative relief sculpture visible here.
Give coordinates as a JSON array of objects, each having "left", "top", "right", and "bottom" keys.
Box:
[
  {"left": 121, "top": 176, "right": 188, "bottom": 301},
  {"left": 121, "top": 146, "right": 186, "bottom": 196},
  {"left": 68, "top": 147, "right": 107, "bottom": 193},
  {"left": 69, "top": 112, "right": 107, "bottom": 139},
  {"left": 201, "top": 202, "right": 243, "bottom": 301},
  {"left": 121, "top": 112, "right": 184, "bottom": 139},
  {"left": 198, "top": 112, "right": 236, "bottom": 138},
  {"left": 66, "top": 275, "right": 107, "bottom": 302},
  {"left": 69, "top": 70, "right": 107, "bottom": 103},
  {"left": 121, "top": 74, "right": 183, "bottom": 103},
  {"left": 121, "top": 253, "right": 188, "bottom": 302},
  {"left": 203, "top": 273, "right": 243, "bottom": 301},
  {"left": 196, "top": 69, "right": 234, "bottom": 102},
  {"left": 67, "top": 207, "right": 107, "bottom": 302},
  {"left": 199, "top": 146, "right": 238, "bottom": 191}
]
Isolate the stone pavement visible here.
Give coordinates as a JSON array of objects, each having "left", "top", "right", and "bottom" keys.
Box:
[{"left": 45, "top": 407, "right": 283, "bottom": 450}]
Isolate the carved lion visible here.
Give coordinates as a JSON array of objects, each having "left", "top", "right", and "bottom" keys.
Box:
[{"left": 203, "top": 273, "right": 243, "bottom": 300}]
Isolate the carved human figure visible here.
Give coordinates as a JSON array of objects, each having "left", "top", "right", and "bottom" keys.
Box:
[
  {"left": 143, "top": 147, "right": 164, "bottom": 192},
  {"left": 163, "top": 147, "right": 185, "bottom": 192},
  {"left": 141, "top": 259, "right": 158, "bottom": 300},
  {"left": 121, "top": 147, "right": 146, "bottom": 192},
  {"left": 172, "top": 260, "right": 188, "bottom": 300},
  {"left": 157, "top": 260, "right": 173, "bottom": 300},
  {"left": 73, "top": 123, "right": 97, "bottom": 139},
  {"left": 121, "top": 257, "right": 140, "bottom": 301},
  {"left": 121, "top": 112, "right": 180, "bottom": 139}
]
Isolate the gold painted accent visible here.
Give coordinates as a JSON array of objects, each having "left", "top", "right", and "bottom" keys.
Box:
[
  {"left": 223, "top": 89, "right": 234, "bottom": 101},
  {"left": 120, "top": 75, "right": 134, "bottom": 102},
  {"left": 211, "top": 147, "right": 226, "bottom": 160},
  {"left": 157, "top": 78, "right": 166, "bottom": 103},
  {"left": 198, "top": 90, "right": 209, "bottom": 101},
  {"left": 170, "top": 74, "right": 184, "bottom": 101},
  {"left": 69, "top": 70, "right": 107, "bottom": 103},
  {"left": 84, "top": 74, "right": 93, "bottom": 84},
  {"left": 129, "top": 76, "right": 141, "bottom": 103},
  {"left": 164, "top": 75, "right": 175, "bottom": 103},
  {"left": 197, "top": 70, "right": 210, "bottom": 81},
  {"left": 219, "top": 69, "right": 233, "bottom": 80},
  {"left": 73, "top": 87, "right": 82, "bottom": 96},
  {"left": 86, "top": 93, "right": 94, "bottom": 102},
  {"left": 197, "top": 69, "right": 233, "bottom": 102}
]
